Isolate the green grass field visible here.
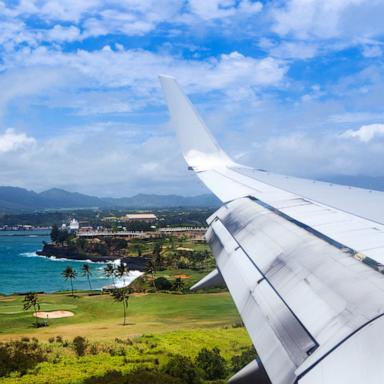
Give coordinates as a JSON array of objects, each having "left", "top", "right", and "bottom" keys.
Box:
[{"left": 0, "top": 291, "right": 242, "bottom": 341}]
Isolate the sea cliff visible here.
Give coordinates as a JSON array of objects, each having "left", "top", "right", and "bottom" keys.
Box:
[{"left": 37, "top": 243, "right": 149, "bottom": 270}]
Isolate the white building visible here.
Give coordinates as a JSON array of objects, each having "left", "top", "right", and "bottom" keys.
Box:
[{"left": 69, "top": 219, "right": 80, "bottom": 232}]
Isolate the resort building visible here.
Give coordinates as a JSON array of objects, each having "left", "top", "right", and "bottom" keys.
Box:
[
  {"left": 69, "top": 219, "right": 80, "bottom": 232},
  {"left": 123, "top": 213, "right": 157, "bottom": 222},
  {"left": 102, "top": 213, "right": 158, "bottom": 223}
]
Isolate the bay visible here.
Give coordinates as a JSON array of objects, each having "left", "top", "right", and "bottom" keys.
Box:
[{"left": 0, "top": 231, "right": 113, "bottom": 295}]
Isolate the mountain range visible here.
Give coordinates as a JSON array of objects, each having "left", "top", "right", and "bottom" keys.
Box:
[
  {"left": 1, "top": 175, "right": 384, "bottom": 213},
  {"left": 0, "top": 187, "right": 221, "bottom": 213}
]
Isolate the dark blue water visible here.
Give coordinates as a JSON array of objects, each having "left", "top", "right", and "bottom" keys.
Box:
[{"left": 0, "top": 231, "right": 111, "bottom": 295}]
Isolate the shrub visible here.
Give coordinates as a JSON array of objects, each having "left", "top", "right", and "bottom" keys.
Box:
[
  {"left": 89, "top": 343, "right": 99, "bottom": 355},
  {"left": 83, "top": 368, "right": 183, "bottom": 384},
  {"left": 231, "top": 346, "right": 257, "bottom": 372},
  {"left": 195, "top": 347, "right": 226, "bottom": 380},
  {"left": 130, "top": 276, "right": 146, "bottom": 292},
  {"left": 154, "top": 277, "right": 173, "bottom": 291},
  {"left": 55, "top": 336, "right": 63, "bottom": 343},
  {"left": 163, "top": 355, "right": 201, "bottom": 384},
  {"left": 73, "top": 336, "right": 87, "bottom": 357},
  {"left": 48, "top": 337, "right": 55, "bottom": 344},
  {"left": 0, "top": 339, "right": 46, "bottom": 376}
]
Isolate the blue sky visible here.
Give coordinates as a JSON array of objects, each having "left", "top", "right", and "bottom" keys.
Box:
[{"left": 1, "top": 0, "right": 384, "bottom": 196}]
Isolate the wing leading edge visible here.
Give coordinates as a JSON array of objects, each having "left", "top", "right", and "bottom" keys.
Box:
[{"left": 159, "top": 75, "right": 384, "bottom": 384}]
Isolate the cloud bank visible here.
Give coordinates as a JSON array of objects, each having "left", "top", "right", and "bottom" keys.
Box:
[{"left": 0, "top": 0, "right": 383, "bottom": 195}]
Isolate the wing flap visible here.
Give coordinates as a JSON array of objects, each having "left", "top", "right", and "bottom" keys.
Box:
[{"left": 207, "top": 196, "right": 384, "bottom": 382}]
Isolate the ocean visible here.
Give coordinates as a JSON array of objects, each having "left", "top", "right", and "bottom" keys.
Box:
[{"left": 0, "top": 231, "right": 139, "bottom": 295}]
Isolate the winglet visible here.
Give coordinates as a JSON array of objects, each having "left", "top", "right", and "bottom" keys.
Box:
[{"left": 159, "top": 75, "right": 235, "bottom": 171}]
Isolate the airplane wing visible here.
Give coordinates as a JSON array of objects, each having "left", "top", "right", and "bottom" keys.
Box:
[{"left": 159, "top": 75, "right": 384, "bottom": 384}]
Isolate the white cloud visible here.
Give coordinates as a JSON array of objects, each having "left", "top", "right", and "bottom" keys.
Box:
[
  {"left": 362, "top": 44, "right": 383, "bottom": 58},
  {"left": 1, "top": 47, "right": 286, "bottom": 111},
  {"left": 44, "top": 25, "right": 81, "bottom": 42},
  {"left": 14, "top": 0, "right": 102, "bottom": 22},
  {"left": 187, "top": 0, "right": 262, "bottom": 21},
  {"left": 329, "top": 112, "right": 384, "bottom": 123},
  {"left": 271, "top": 0, "right": 364, "bottom": 39},
  {"left": 341, "top": 123, "right": 384, "bottom": 142},
  {"left": 0, "top": 129, "right": 36, "bottom": 153},
  {"left": 0, "top": 67, "right": 70, "bottom": 117},
  {"left": 0, "top": 123, "right": 208, "bottom": 196},
  {"left": 263, "top": 40, "right": 318, "bottom": 59}
]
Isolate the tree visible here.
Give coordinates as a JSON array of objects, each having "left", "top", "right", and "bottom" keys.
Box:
[
  {"left": 153, "top": 242, "right": 163, "bottom": 269},
  {"left": 115, "top": 263, "right": 129, "bottom": 286},
  {"left": 163, "top": 355, "right": 201, "bottom": 384},
  {"left": 57, "top": 228, "right": 70, "bottom": 245},
  {"left": 62, "top": 266, "right": 77, "bottom": 296},
  {"left": 50, "top": 224, "right": 59, "bottom": 243},
  {"left": 195, "top": 347, "right": 226, "bottom": 380},
  {"left": 23, "top": 292, "right": 41, "bottom": 327},
  {"left": 73, "top": 336, "right": 87, "bottom": 357},
  {"left": 145, "top": 258, "right": 156, "bottom": 289},
  {"left": 110, "top": 287, "right": 130, "bottom": 325},
  {"left": 154, "top": 276, "right": 173, "bottom": 291},
  {"left": 104, "top": 263, "right": 115, "bottom": 286},
  {"left": 231, "top": 346, "right": 257, "bottom": 373},
  {"left": 82, "top": 264, "right": 92, "bottom": 290}
]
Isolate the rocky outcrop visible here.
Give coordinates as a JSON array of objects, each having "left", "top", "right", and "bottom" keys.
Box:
[{"left": 37, "top": 243, "right": 149, "bottom": 270}]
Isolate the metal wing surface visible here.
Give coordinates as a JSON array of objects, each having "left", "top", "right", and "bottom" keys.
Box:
[{"left": 159, "top": 75, "right": 384, "bottom": 384}]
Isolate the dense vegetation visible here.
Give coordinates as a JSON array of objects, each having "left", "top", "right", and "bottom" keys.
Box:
[
  {"left": 0, "top": 330, "right": 255, "bottom": 383},
  {"left": 46, "top": 229, "right": 216, "bottom": 273}
]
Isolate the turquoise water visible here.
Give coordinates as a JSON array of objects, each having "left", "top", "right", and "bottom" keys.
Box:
[{"left": 0, "top": 231, "right": 112, "bottom": 295}]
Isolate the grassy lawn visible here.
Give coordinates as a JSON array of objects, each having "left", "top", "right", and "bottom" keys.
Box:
[{"left": 0, "top": 291, "right": 242, "bottom": 341}]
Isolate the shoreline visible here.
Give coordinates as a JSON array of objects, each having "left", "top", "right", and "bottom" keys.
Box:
[{"left": 37, "top": 243, "right": 150, "bottom": 270}]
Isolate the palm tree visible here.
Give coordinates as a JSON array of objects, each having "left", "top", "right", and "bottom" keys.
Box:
[
  {"left": 153, "top": 242, "right": 162, "bottom": 269},
  {"left": 104, "top": 263, "right": 115, "bottom": 286},
  {"left": 23, "top": 292, "right": 40, "bottom": 327},
  {"left": 62, "top": 266, "right": 77, "bottom": 296},
  {"left": 110, "top": 287, "right": 130, "bottom": 325},
  {"left": 145, "top": 258, "right": 156, "bottom": 290},
  {"left": 115, "top": 263, "right": 129, "bottom": 286},
  {"left": 82, "top": 264, "right": 92, "bottom": 290}
]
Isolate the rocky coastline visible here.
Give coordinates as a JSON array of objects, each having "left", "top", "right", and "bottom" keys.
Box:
[{"left": 37, "top": 243, "right": 149, "bottom": 271}]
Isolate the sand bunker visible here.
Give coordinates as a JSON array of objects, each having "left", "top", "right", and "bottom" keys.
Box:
[{"left": 34, "top": 310, "right": 74, "bottom": 319}]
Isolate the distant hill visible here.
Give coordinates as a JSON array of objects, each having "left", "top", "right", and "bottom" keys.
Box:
[
  {"left": 40, "top": 188, "right": 108, "bottom": 208},
  {"left": 0, "top": 187, "right": 48, "bottom": 212},
  {"left": 0, "top": 187, "right": 220, "bottom": 213},
  {"left": 102, "top": 193, "right": 220, "bottom": 208},
  {"left": 2, "top": 175, "right": 382, "bottom": 213}
]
